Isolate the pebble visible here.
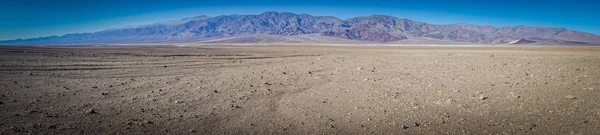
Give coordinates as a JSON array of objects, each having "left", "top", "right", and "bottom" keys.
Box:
[
  {"left": 565, "top": 95, "right": 577, "bottom": 100},
  {"left": 478, "top": 95, "right": 488, "bottom": 100},
  {"left": 357, "top": 67, "right": 363, "bottom": 70},
  {"left": 402, "top": 125, "right": 409, "bottom": 129},
  {"left": 86, "top": 109, "right": 97, "bottom": 114},
  {"left": 101, "top": 93, "right": 109, "bottom": 96},
  {"left": 189, "top": 130, "right": 197, "bottom": 133},
  {"left": 92, "top": 86, "right": 98, "bottom": 89}
]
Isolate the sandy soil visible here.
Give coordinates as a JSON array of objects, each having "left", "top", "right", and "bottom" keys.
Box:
[{"left": 1, "top": 45, "right": 600, "bottom": 134}]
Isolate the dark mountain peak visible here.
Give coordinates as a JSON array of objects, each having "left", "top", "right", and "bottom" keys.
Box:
[{"left": 367, "top": 14, "right": 397, "bottom": 18}]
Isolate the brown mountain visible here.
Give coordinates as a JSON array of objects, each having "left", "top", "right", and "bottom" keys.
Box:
[{"left": 2, "top": 11, "right": 599, "bottom": 45}]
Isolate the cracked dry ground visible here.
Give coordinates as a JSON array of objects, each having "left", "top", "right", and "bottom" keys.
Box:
[{"left": 1, "top": 45, "right": 600, "bottom": 134}]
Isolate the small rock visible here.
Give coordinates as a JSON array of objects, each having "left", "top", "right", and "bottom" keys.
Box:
[
  {"left": 13, "top": 81, "right": 18, "bottom": 84},
  {"left": 488, "top": 55, "right": 495, "bottom": 57},
  {"left": 357, "top": 67, "right": 363, "bottom": 70},
  {"left": 174, "top": 101, "right": 183, "bottom": 103},
  {"left": 478, "top": 95, "right": 488, "bottom": 100},
  {"left": 92, "top": 86, "right": 98, "bottom": 89},
  {"left": 414, "top": 122, "right": 421, "bottom": 127},
  {"left": 163, "top": 65, "right": 167, "bottom": 68},
  {"left": 282, "top": 72, "right": 287, "bottom": 75},
  {"left": 101, "top": 93, "right": 109, "bottom": 96},
  {"left": 189, "top": 130, "right": 197, "bottom": 133},
  {"left": 565, "top": 95, "right": 577, "bottom": 100},
  {"left": 213, "top": 90, "right": 219, "bottom": 93},
  {"left": 308, "top": 71, "right": 313, "bottom": 74},
  {"left": 402, "top": 125, "right": 409, "bottom": 129},
  {"left": 0, "top": 101, "right": 3, "bottom": 104},
  {"left": 86, "top": 109, "right": 97, "bottom": 114}
]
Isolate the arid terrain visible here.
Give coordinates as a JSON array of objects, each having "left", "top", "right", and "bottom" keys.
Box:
[{"left": 1, "top": 45, "right": 600, "bottom": 134}]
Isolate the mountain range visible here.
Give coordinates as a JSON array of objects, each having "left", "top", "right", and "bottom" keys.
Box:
[{"left": 2, "top": 11, "right": 600, "bottom": 45}]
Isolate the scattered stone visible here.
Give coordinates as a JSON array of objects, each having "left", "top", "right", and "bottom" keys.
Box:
[
  {"left": 402, "top": 125, "right": 409, "bottom": 129},
  {"left": 92, "top": 86, "right": 98, "bottom": 89},
  {"left": 213, "top": 90, "right": 219, "bottom": 93},
  {"left": 13, "top": 81, "right": 18, "bottom": 84},
  {"left": 163, "top": 65, "right": 167, "bottom": 68},
  {"left": 282, "top": 72, "right": 287, "bottom": 75},
  {"left": 189, "top": 130, "right": 197, "bottom": 133},
  {"left": 86, "top": 109, "right": 97, "bottom": 114},
  {"left": 478, "top": 95, "right": 488, "bottom": 100},
  {"left": 101, "top": 93, "right": 109, "bottom": 96},
  {"left": 565, "top": 95, "right": 577, "bottom": 100},
  {"left": 174, "top": 101, "right": 183, "bottom": 103},
  {"left": 308, "top": 71, "right": 313, "bottom": 74},
  {"left": 264, "top": 82, "right": 271, "bottom": 85},
  {"left": 414, "top": 122, "right": 421, "bottom": 127},
  {"left": 357, "top": 67, "right": 363, "bottom": 70}
]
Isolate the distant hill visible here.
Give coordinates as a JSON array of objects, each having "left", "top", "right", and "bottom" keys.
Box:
[{"left": 2, "top": 11, "right": 600, "bottom": 45}]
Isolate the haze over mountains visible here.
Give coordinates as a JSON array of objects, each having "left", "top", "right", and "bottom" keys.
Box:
[{"left": 2, "top": 11, "right": 600, "bottom": 45}]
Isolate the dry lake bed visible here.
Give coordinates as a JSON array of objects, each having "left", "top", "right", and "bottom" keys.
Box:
[{"left": 1, "top": 45, "right": 600, "bottom": 134}]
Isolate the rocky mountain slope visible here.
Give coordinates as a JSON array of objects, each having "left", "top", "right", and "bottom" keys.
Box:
[{"left": 2, "top": 11, "right": 600, "bottom": 45}]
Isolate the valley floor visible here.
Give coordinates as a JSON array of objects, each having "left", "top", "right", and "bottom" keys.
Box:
[{"left": 1, "top": 45, "right": 600, "bottom": 134}]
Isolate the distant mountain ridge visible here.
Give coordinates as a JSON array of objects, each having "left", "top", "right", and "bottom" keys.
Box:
[{"left": 2, "top": 11, "right": 600, "bottom": 45}]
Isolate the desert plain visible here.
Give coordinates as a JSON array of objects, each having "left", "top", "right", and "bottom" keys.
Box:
[{"left": 1, "top": 45, "right": 600, "bottom": 134}]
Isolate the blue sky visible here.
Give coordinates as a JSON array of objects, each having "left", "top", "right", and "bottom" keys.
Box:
[{"left": 1, "top": 0, "right": 599, "bottom": 40}]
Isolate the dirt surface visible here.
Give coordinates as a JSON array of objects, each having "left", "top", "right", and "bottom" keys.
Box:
[{"left": 1, "top": 45, "right": 600, "bottom": 134}]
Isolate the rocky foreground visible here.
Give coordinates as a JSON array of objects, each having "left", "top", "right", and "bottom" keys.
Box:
[{"left": 1, "top": 45, "right": 599, "bottom": 134}]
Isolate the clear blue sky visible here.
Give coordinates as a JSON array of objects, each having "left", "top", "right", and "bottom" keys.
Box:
[{"left": 1, "top": 0, "right": 599, "bottom": 40}]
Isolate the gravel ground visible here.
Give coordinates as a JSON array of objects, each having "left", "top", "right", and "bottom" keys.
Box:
[{"left": 1, "top": 45, "right": 600, "bottom": 134}]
